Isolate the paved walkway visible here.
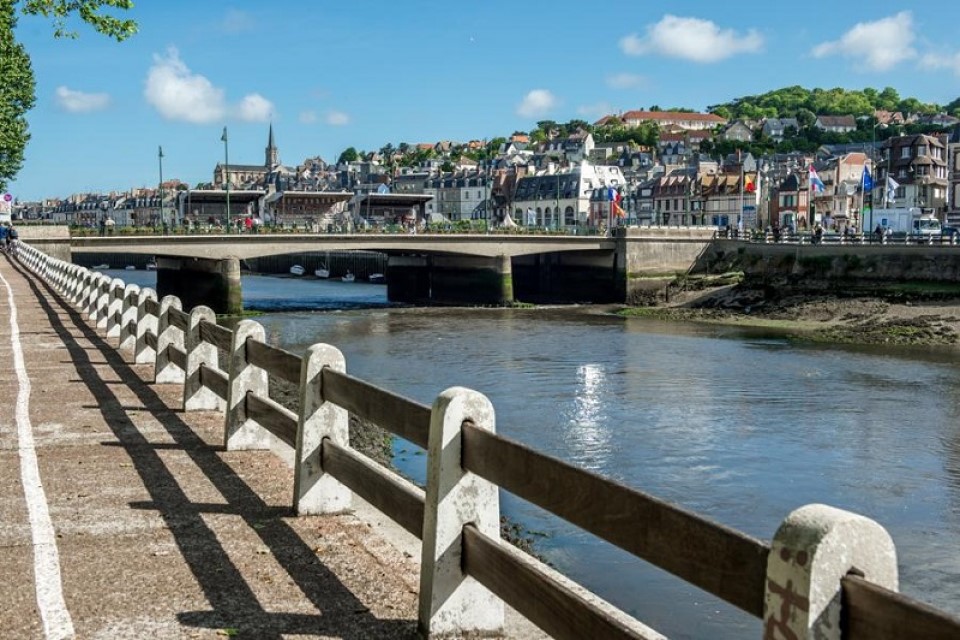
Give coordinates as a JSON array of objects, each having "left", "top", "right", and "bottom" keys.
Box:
[{"left": 0, "top": 255, "right": 421, "bottom": 639}]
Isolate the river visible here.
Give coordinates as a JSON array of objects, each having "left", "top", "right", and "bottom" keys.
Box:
[{"left": 109, "top": 269, "right": 960, "bottom": 638}]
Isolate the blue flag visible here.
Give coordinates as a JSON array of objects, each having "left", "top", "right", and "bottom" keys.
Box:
[{"left": 862, "top": 166, "right": 873, "bottom": 192}]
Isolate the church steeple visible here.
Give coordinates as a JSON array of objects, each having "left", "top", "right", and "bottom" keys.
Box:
[{"left": 265, "top": 123, "right": 278, "bottom": 167}]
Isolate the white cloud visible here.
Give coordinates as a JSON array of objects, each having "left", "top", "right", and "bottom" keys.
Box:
[
  {"left": 299, "top": 110, "right": 318, "bottom": 124},
  {"left": 620, "top": 15, "right": 762, "bottom": 63},
  {"left": 577, "top": 102, "right": 613, "bottom": 119},
  {"left": 221, "top": 9, "right": 255, "bottom": 34},
  {"left": 325, "top": 110, "right": 350, "bottom": 126},
  {"left": 920, "top": 51, "right": 960, "bottom": 76},
  {"left": 235, "top": 93, "right": 273, "bottom": 122},
  {"left": 54, "top": 86, "right": 110, "bottom": 113},
  {"left": 144, "top": 47, "right": 226, "bottom": 123},
  {"left": 811, "top": 11, "right": 916, "bottom": 71},
  {"left": 606, "top": 73, "right": 646, "bottom": 89},
  {"left": 516, "top": 89, "right": 557, "bottom": 118}
]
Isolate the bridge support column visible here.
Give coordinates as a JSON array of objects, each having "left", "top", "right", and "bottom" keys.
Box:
[
  {"left": 155, "top": 255, "right": 242, "bottom": 315},
  {"left": 386, "top": 254, "right": 514, "bottom": 305}
]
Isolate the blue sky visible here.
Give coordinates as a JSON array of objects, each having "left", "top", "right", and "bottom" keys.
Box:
[{"left": 9, "top": 1, "right": 960, "bottom": 201}]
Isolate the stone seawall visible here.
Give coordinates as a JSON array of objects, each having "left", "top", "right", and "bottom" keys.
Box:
[{"left": 696, "top": 241, "right": 960, "bottom": 290}]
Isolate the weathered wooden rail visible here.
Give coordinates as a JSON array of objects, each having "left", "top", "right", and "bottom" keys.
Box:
[{"left": 15, "top": 241, "right": 960, "bottom": 639}]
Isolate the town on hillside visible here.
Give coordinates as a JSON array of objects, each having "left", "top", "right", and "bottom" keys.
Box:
[{"left": 12, "top": 93, "right": 960, "bottom": 237}]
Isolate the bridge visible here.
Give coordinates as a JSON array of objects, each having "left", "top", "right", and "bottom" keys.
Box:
[
  {"left": 5, "top": 241, "right": 960, "bottom": 639},
  {"left": 22, "top": 227, "right": 717, "bottom": 313}
]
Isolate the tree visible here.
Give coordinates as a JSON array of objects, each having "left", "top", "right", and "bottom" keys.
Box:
[
  {"left": 337, "top": 147, "right": 359, "bottom": 164},
  {"left": 0, "top": 2, "right": 34, "bottom": 191},
  {"left": 1, "top": 0, "right": 136, "bottom": 191}
]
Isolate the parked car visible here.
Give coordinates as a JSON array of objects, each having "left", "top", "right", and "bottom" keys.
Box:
[{"left": 942, "top": 226, "right": 959, "bottom": 241}]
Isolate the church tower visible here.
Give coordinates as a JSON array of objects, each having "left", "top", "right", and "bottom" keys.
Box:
[{"left": 265, "top": 123, "right": 279, "bottom": 167}]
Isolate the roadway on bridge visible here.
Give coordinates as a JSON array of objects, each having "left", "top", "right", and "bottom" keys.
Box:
[{"left": 0, "top": 255, "right": 420, "bottom": 639}]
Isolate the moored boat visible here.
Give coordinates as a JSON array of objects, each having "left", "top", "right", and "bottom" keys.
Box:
[
  {"left": 92, "top": 263, "right": 110, "bottom": 270},
  {"left": 341, "top": 270, "right": 355, "bottom": 283},
  {"left": 146, "top": 260, "right": 158, "bottom": 271},
  {"left": 314, "top": 265, "right": 330, "bottom": 278},
  {"left": 290, "top": 265, "right": 306, "bottom": 276},
  {"left": 368, "top": 273, "right": 385, "bottom": 284}
]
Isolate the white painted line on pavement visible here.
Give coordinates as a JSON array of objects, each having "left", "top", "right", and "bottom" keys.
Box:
[{"left": 0, "top": 269, "right": 75, "bottom": 640}]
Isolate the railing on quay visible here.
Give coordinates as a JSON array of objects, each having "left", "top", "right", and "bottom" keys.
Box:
[
  {"left": 720, "top": 228, "right": 960, "bottom": 247},
  {"left": 14, "top": 239, "right": 960, "bottom": 639}
]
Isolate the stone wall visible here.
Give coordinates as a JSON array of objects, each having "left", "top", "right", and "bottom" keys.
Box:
[{"left": 696, "top": 240, "right": 960, "bottom": 290}]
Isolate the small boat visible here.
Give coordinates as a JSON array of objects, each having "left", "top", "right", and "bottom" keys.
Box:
[
  {"left": 314, "top": 265, "right": 330, "bottom": 278},
  {"left": 146, "top": 261, "right": 158, "bottom": 271},
  {"left": 290, "top": 265, "right": 306, "bottom": 276},
  {"left": 92, "top": 263, "right": 110, "bottom": 270},
  {"left": 125, "top": 265, "right": 137, "bottom": 271},
  {"left": 368, "top": 273, "right": 385, "bottom": 284},
  {"left": 341, "top": 270, "right": 355, "bottom": 283}
]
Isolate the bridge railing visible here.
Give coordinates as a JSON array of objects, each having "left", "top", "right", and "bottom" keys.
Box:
[{"left": 14, "top": 240, "right": 960, "bottom": 640}]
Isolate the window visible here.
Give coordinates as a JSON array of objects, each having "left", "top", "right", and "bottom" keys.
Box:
[
  {"left": 917, "top": 146, "right": 928, "bottom": 157},
  {"left": 901, "top": 147, "right": 912, "bottom": 159},
  {"left": 895, "top": 186, "right": 905, "bottom": 198}
]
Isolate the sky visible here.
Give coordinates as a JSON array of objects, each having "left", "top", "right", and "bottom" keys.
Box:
[{"left": 8, "top": 1, "right": 960, "bottom": 201}]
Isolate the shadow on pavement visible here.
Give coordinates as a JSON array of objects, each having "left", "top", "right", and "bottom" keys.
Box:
[{"left": 8, "top": 257, "right": 416, "bottom": 639}]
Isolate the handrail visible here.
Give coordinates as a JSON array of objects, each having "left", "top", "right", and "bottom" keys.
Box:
[
  {"left": 167, "top": 306, "right": 189, "bottom": 331},
  {"left": 245, "top": 339, "right": 301, "bottom": 385},
  {"left": 322, "top": 439, "right": 425, "bottom": 538},
  {"left": 199, "top": 363, "right": 229, "bottom": 401},
  {"left": 321, "top": 368, "right": 431, "bottom": 450},
  {"left": 842, "top": 575, "right": 960, "bottom": 640},
  {"left": 463, "top": 525, "right": 658, "bottom": 640},
  {"left": 199, "top": 319, "right": 232, "bottom": 352},
  {"left": 245, "top": 393, "right": 298, "bottom": 448},
  {"left": 461, "top": 421, "right": 769, "bottom": 616}
]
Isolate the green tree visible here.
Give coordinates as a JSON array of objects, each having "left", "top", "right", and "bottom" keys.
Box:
[
  {"left": 337, "top": 146, "right": 359, "bottom": 164},
  {"left": 1, "top": 0, "right": 136, "bottom": 191},
  {"left": 0, "top": 2, "right": 34, "bottom": 191}
]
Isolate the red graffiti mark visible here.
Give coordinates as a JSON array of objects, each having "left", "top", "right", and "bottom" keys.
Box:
[{"left": 764, "top": 578, "right": 811, "bottom": 640}]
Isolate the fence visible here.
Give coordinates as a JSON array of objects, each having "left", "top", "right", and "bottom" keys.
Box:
[{"left": 14, "top": 240, "right": 960, "bottom": 639}]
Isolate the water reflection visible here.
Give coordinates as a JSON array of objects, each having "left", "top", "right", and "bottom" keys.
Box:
[{"left": 561, "top": 363, "right": 611, "bottom": 472}]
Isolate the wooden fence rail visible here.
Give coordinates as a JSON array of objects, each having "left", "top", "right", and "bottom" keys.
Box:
[{"left": 14, "top": 240, "right": 960, "bottom": 640}]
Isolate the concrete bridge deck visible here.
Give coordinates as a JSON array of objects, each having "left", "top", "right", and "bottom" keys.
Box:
[{"left": 0, "top": 255, "right": 423, "bottom": 639}]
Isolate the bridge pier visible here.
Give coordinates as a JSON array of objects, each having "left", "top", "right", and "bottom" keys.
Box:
[
  {"left": 386, "top": 254, "right": 514, "bottom": 305},
  {"left": 155, "top": 256, "right": 242, "bottom": 315}
]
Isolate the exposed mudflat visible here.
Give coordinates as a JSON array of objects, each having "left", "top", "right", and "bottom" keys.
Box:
[{"left": 622, "top": 283, "right": 960, "bottom": 346}]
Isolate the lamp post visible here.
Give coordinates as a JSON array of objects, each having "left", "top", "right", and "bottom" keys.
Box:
[
  {"left": 221, "top": 126, "right": 231, "bottom": 231},
  {"left": 158, "top": 145, "right": 165, "bottom": 232}
]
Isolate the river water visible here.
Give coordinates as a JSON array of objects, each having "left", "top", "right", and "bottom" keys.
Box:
[{"left": 110, "top": 269, "right": 960, "bottom": 638}]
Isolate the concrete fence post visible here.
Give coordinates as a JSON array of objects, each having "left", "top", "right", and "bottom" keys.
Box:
[
  {"left": 67, "top": 266, "right": 81, "bottom": 303},
  {"left": 418, "top": 386, "right": 504, "bottom": 638},
  {"left": 105, "top": 278, "right": 125, "bottom": 338},
  {"left": 224, "top": 320, "right": 272, "bottom": 451},
  {"left": 763, "top": 503, "right": 898, "bottom": 640},
  {"left": 95, "top": 277, "right": 112, "bottom": 328},
  {"left": 118, "top": 284, "right": 140, "bottom": 352},
  {"left": 183, "top": 305, "right": 224, "bottom": 412},
  {"left": 135, "top": 288, "right": 159, "bottom": 365},
  {"left": 294, "top": 343, "right": 351, "bottom": 515},
  {"left": 155, "top": 295, "right": 185, "bottom": 384},
  {"left": 86, "top": 274, "right": 104, "bottom": 320}
]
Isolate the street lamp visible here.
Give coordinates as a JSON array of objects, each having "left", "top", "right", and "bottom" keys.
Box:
[
  {"left": 221, "top": 126, "right": 231, "bottom": 231},
  {"left": 158, "top": 145, "right": 165, "bottom": 232}
]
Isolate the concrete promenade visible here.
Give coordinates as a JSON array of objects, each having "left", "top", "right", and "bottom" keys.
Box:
[{"left": 0, "top": 254, "right": 422, "bottom": 639}]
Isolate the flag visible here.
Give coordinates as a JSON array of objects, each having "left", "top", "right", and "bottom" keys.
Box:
[
  {"left": 612, "top": 201, "right": 626, "bottom": 218},
  {"left": 886, "top": 176, "right": 899, "bottom": 203},
  {"left": 862, "top": 166, "right": 873, "bottom": 192},
  {"left": 607, "top": 186, "right": 621, "bottom": 202},
  {"left": 220, "top": 126, "right": 228, "bottom": 142},
  {"left": 809, "top": 165, "right": 825, "bottom": 193},
  {"left": 744, "top": 174, "right": 756, "bottom": 193}
]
